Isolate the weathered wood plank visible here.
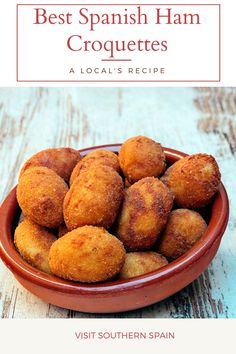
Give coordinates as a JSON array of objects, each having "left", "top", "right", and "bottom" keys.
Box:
[{"left": 0, "top": 87, "right": 235, "bottom": 318}]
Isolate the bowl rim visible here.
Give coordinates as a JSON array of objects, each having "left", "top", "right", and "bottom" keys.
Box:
[{"left": 0, "top": 144, "right": 229, "bottom": 295}]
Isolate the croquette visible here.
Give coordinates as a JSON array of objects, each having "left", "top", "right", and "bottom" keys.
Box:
[
  {"left": 14, "top": 219, "right": 56, "bottom": 273},
  {"left": 13, "top": 138, "right": 223, "bottom": 284},
  {"left": 48, "top": 226, "right": 126, "bottom": 282},
  {"left": 119, "top": 136, "right": 166, "bottom": 184},
  {"left": 157, "top": 209, "right": 207, "bottom": 260},
  {"left": 19, "top": 147, "right": 81, "bottom": 182},
  {"left": 64, "top": 165, "right": 124, "bottom": 230},
  {"left": 119, "top": 252, "right": 168, "bottom": 279},
  {"left": 70, "top": 149, "right": 120, "bottom": 185},
  {"left": 17, "top": 166, "right": 68, "bottom": 228},
  {"left": 115, "top": 177, "right": 173, "bottom": 251},
  {"left": 161, "top": 153, "right": 221, "bottom": 209}
]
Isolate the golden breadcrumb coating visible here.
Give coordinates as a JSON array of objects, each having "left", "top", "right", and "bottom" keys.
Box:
[
  {"left": 119, "top": 136, "right": 166, "bottom": 184},
  {"left": 157, "top": 209, "right": 207, "bottom": 260},
  {"left": 64, "top": 165, "right": 124, "bottom": 230},
  {"left": 49, "top": 226, "right": 126, "bottom": 282},
  {"left": 161, "top": 153, "right": 221, "bottom": 208},
  {"left": 70, "top": 149, "right": 120, "bottom": 185},
  {"left": 14, "top": 219, "right": 56, "bottom": 273},
  {"left": 119, "top": 252, "right": 168, "bottom": 279},
  {"left": 19, "top": 147, "right": 81, "bottom": 182},
  {"left": 17, "top": 166, "right": 68, "bottom": 228},
  {"left": 115, "top": 177, "right": 173, "bottom": 251}
]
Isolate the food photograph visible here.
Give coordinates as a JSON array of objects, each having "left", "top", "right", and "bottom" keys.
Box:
[{"left": 0, "top": 87, "right": 235, "bottom": 319}]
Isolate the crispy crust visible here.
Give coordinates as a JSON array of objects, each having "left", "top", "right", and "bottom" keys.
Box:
[
  {"left": 14, "top": 219, "right": 56, "bottom": 274},
  {"left": 19, "top": 148, "right": 81, "bottom": 182},
  {"left": 119, "top": 136, "right": 166, "bottom": 184},
  {"left": 48, "top": 226, "right": 126, "bottom": 282},
  {"left": 70, "top": 149, "right": 120, "bottom": 185},
  {"left": 17, "top": 166, "right": 68, "bottom": 228},
  {"left": 157, "top": 209, "right": 207, "bottom": 260},
  {"left": 64, "top": 165, "right": 124, "bottom": 230},
  {"left": 115, "top": 177, "right": 173, "bottom": 251},
  {"left": 161, "top": 153, "right": 221, "bottom": 208},
  {"left": 119, "top": 252, "right": 168, "bottom": 279}
]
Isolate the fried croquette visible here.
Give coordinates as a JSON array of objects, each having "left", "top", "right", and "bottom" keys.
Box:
[
  {"left": 70, "top": 149, "right": 120, "bottom": 185},
  {"left": 119, "top": 252, "right": 168, "bottom": 279},
  {"left": 119, "top": 136, "right": 166, "bottom": 184},
  {"left": 161, "top": 153, "right": 221, "bottom": 209},
  {"left": 48, "top": 226, "right": 126, "bottom": 282},
  {"left": 115, "top": 177, "right": 173, "bottom": 251},
  {"left": 157, "top": 209, "right": 207, "bottom": 260},
  {"left": 14, "top": 219, "right": 56, "bottom": 273},
  {"left": 17, "top": 166, "right": 68, "bottom": 228},
  {"left": 19, "top": 147, "right": 81, "bottom": 182},
  {"left": 64, "top": 165, "right": 124, "bottom": 230}
]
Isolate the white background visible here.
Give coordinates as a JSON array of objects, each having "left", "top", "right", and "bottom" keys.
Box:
[
  {"left": 17, "top": 4, "right": 219, "bottom": 82},
  {"left": 0, "top": 0, "right": 236, "bottom": 86},
  {"left": 0, "top": 319, "right": 235, "bottom": 354}
]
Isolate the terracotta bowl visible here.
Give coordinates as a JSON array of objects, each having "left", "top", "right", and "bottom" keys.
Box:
[{"left": 0, "top": 145, "right": 229, "bottom": 313}]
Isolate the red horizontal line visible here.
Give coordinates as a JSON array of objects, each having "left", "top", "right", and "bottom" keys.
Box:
[{"left": 101, "top": 59, "right": 132, "bottom": 62}]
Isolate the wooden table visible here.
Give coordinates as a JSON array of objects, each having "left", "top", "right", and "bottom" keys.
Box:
[{"left": 0, "top": 87, "right": 235, "bottom": 319}]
